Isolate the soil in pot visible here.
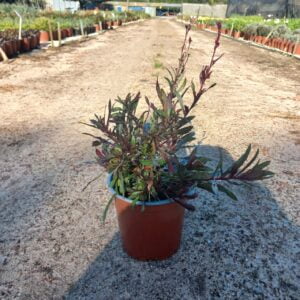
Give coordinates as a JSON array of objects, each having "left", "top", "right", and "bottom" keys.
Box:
[{"left": 115, "top": 195, "right": 185, "bottom": 261}]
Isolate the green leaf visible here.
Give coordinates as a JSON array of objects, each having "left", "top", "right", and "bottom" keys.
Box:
[
  {"left": 236, "top": 149, "right": 259, "bottom": 175},
  {"left": 197, "top": 182, "right": 215, "bottom": 194},
  {"left": 101, "top": 194, "right": 115, "bottom": 223},
  {"left": 176, "top": 132, "right": 195, "bottom": 150},
  {"left": 141, "top": 160, "right": 153, "bottom": 166},
  {"left": 118, "top": 174, "right": 125, "bottom": 196},
  {"left": 178, "top": 125, "right": 193, "bottom": 136},
  {"left": 224, "top": 144, "right": 252, "bottom": 176},
  {"left": 217, "top": 184, "right": 238, "bottom": 201},
  {"left": 177, "top": 116, "right": 195, "bottom": 128},
  {"left": 175, "top": 91, "right": 185, "bottom": 113}
]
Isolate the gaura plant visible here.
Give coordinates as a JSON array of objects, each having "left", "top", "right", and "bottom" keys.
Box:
[{"left": 83, "top": 23, "right": 273, "bottom": 221}]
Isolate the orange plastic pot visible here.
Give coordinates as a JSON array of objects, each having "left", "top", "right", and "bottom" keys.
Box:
[
  {"left": 261, "top": 37, "right": 268, "bottom": 45},
  {"left": 294, "top": 43, "right": 300, "bottom": 55},
  {"left": 114, "top": 194, "right": 185, "bottom": 261},
  {"left": 232, "top": 31, "right": 240, "bottom": 39},
  {"left": 94, "top": 24, "right": 100, "bottom": 32},
  {"left": 255, "top": 36, "right": 262, "bottom": 43},
  {"left": 288, "top": 43, "right": 295, "bottom": 54},
  {"left": 40, "top": 31, "right": 49, "bottom": 43}
]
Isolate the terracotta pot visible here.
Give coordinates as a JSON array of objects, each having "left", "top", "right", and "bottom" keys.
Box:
[
  {"left": 11, "top": 39, "right": 18, "bottom": 55},
  {"left": 61, "top": 29, "right": 67, "bottom": 39},
  {"left": 36, "top": 32, "right": 40, "bottom": 46},
  {"left": 255, "top": 36, "right": 262, "bottom": 44},
  {"left": 288, "top": 43, "right": 295, "bottom": 54},
  {"left": 65, "top": 28, "right": 73, "bottom": 37},
  {"left": 0, "top": 45, "right": 4, "bottom": 61},
  {"left": 118, "top": 20, "right": 122, "bottom": 26},
  {"left": 113, "top": 21, "right": 118, "bottom": 27},
  {"left": 101, "top": 21, "right": 108, "bottom": 30},
  {"left": 3, "top": 41, "right": 14, "bottom": 58},
  {"left": 281, "top": 39, "right": 288, "bottom": 51},
  {"left": 94, "top": 24, "right": 100, "bottom": 32},
  {"left": 232, "top": 31, "right": 240, "bottom": 39},
  {"left": 261, "top": 37, "right": 268, "bottom": 45},
  {"left": 29, "top": 36, "right": 36, "bottom": 49},
  {"left": 240, "top": 31, "right": 244, "bottom": 38},
  {"left": 52, "top": 31, "right": 58, "bottom": 40},
  {"left": 16, "top": 39, "right": 21, "bottom": 52},
  {"left": 243, "top": 33, "right": 250, "bottom": 40},
  {"left": 40, "top": 31, "right": 49, "bottom": 43},
  {"left": 294, "top": 43, "right": 300, "bottom": 55},
  {"left": 21, "top": 38, "right": 31, "bottom": 52},
  {"left": 114, "top": 194, "right": 185, "bottom": 261},
  {"left": 249, "top": 35, "right": 255, "bottom": 42},
  {"left": 271, "top": 39, "right": 276, "bottom": 48}
]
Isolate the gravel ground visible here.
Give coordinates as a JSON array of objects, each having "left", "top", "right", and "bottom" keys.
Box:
[{"left": 0, "top": 18, "right": 299, "bottom": 299}]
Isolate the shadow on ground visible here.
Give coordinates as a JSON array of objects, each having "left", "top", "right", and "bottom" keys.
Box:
[{"left": 64, "top": 145, "right": 300, "bottom": 299}]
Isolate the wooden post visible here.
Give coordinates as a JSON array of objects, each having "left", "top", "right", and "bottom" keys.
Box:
[
  {"left": 14, "top": 10, "right": 22, "bottom": 40},
  {"left": 0, "top": 47, "right": 8, "bottom": 62},
  {"left": 48, "top": 20, "right": 54, "bottom": 48},
  {"left": 230, "top": 22, "right": 234, "bottom": 36},
  {"left": 80, "top": 20, "right": 84, "bottom": 36},
  {"left": 57, "top": 22, "right": 61, "bottom": 47}
]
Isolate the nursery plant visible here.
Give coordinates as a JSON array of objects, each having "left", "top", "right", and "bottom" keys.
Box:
[{"left": 83, "top": 23, "right": 273, "bottom": 261}]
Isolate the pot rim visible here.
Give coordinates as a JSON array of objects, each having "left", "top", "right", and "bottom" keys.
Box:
[{"left": 107, "top": 173, "right": 174, "bottom": 206}]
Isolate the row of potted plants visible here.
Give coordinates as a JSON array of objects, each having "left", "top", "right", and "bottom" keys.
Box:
[
  {"left": 0, "top": 29, "right": 40, "bottom": 60},
  {"left": 194, "top": 20, "right": 300, "bottom": 56},
  {"left": 38, "top": 19, "right": 125, "bottom": 43},
  {"left": 0, "top": 5, "right": 150, "bottom": 61}
]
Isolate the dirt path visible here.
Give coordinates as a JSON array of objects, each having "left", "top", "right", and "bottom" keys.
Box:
[{"left": 0, "top": 18, "right": 299, "bottom": 299}]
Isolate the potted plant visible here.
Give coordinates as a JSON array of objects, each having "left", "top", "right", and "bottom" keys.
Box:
[
  {"left": 83, "top": 24, "right": 273, "bottom": 261},
  {"left": 257, "top": 24, "right": 272, "bottom": 45}
]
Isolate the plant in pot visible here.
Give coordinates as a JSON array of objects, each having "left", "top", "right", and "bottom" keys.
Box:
[
  {"left": 243, "top": 24, "right": 258, "bottom": 42},
  {"left": 83, "top": 24, "right": 273, "bottom": 261},
  {"left": 293, "top": 30, "right": 300, "bottom": 55},
  {"left": 257, "top": 24, "right": 272, "bottom": 45}
]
